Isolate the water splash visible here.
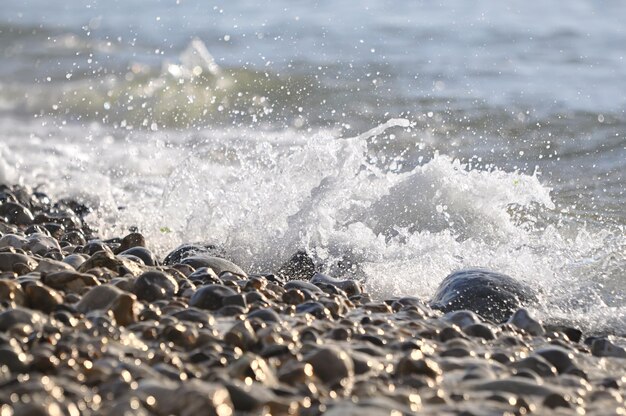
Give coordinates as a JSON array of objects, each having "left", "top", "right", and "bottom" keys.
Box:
[{"left": 1, "top": 115, "right": 624, "bottom": 333}]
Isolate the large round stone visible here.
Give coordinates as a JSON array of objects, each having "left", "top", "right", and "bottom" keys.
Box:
[{"left": 430, "top": 269, "right": 537, "bottom": 322}]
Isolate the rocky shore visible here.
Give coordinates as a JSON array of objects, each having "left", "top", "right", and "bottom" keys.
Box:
[{"left": 0, "top": 183, "right": 625, "bottom": 415}]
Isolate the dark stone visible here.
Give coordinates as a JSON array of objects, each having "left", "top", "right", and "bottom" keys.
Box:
[
  {"left": 463, "top": 323, "right": 496, "bottom": 340},
  {"left": 430, "top": 269, "right": 537, "bottom": 322},
  {"left": 295, "top": 302, "right": 329, "bottom": 318},
  {"left": 544, "top": 325, "right": 583, "bottom": 343},
  {"left": 133, "top": 271, "right": 179, "bottom": 302},
  {"left": 310, "top": 272, "right": 361, "bottom": 296},
  {"left": 189, "top": 285, "right": 237, "bottom": 310},
  {"left": 55, "top": 198, "right": 92, "bottom": 218},
  {"left": 181, "top": 256, "right": 246, "bottom": 276},
  {"left": 247, "top": 308, "right": 280, "bottom": 323},
  {"left": 0, "top": 202, "right": 34, "bottom": 225},
  {"left": 120, "top": 246, "right": 157, "bottom": 266},
  {"left": 34, "top": 209, "right": 81, "bottom": 229},
  {"left": 276, "top": 250, "right": 317, "bottom": 281},
  {"left": 42, "top": 223, "right": 65, "bottom": 239},
  {"left": 163, "top": 243, "right": 225, "bottom": 265},
  {"left": 82, "top": 241, "right": 111, "bottom": 256},
  {"left": 284, "top": 280, "right": 322, "bottom": 294},
  {"left": 188, "top": 267, "right": 222, "bottom": 285},
  {"left": 60, "top": 230, "right": 87, "bottom": 247},
  {"left": 534, "top": 346, "right": 575, "bottom": 374},
  {"left": 115, "top": 232, "right": 146, "bottom": 254},
  {"left": 24, "top": 224, "right": 50, "bottom": 236}
]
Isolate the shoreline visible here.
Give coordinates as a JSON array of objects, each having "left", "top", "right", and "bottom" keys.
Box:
[{"left": 0, "top": 183, "right": 625, "bottom": 415}]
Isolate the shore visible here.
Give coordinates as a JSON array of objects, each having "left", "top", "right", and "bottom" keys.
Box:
[{"left": 0, "top": 183, "right": 625, "bottom": 415}]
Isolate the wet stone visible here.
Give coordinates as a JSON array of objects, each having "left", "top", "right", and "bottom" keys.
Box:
[
  {"left": 116, "top": 232, "right": 146, "bottom": 253},
  {"left": 276, "top": 250, "right": 317, "bottom": 281},
  {"left": 24, "top": 282, "right": 63, "bottom": 313},
  {"left": 62, "top": 253, "right": 87, "bottom": 269},
  {"left": 224, "top": 320, "right": 258, "bottom": 351},
  {"left": 534, "top": 346, "right": 576, "bottom": 374},
  {"left": 247, "top": 307, "right": 280, "bottom": 323},
  {"left": 591, "top": 338, "right": 626, "bottom": 358},
  {"left": 284, "top": 280, "right": 323, "bottom": 294},
  {"left": 43, "top": 270, "right": 100, "bottom": 292},
  {"left": 296, "top": 301, "right": 330, "bottom": 318},
  {"left": 463, "top": 323, "right": 496, "bottom": 340},
  {"left": 0, "top": 252, "right": 38, "bottom": 272},
  {"left": 181, "top": 256, "right": 246, "bottom": 277},
  {"left": 188, "top": 267, "right": 222, "bottom": 285},
  {"left": 133, "top": 271, "right": 179, "bottom": 302},
  {"left": 282, "top": 288, "right": 305, "bottom": 305},
  {"left": 305, "top": 346, "right": 355, "bottom": 388},
  {"left": 507, "top": 308, "right": 545, "bottom": 336},
  {"left": 0, "top": 280, "right": 26, "bottom": 305},
  {"left": 512, "top": 356, "right": 558, "bottom": 378},
  {"left": 0, "top": 307, "right": 45, "bottom": 331},
  {"left": 163, "top": 243, "right": 225, "bottom": 265},
  {"left": 189, "top": 284, "right": 237, "bottom": 310},
  {"left": 310, "top": 272, "right": 362, "bottom": 297},
  {"left": 395, "top": 352, "right": 442, "bottom": 380},
  {"left": 0, "top": 202, "right": 34, "bottom": 225},
  {"left": 60, "top": 230, "right": 87, "bottom": 246},
  {"left": 543, "top": 393, "right": 571, "bottom": 409},
  {"left": 431, "top": 269, "right": 537, "bottom": 322}
]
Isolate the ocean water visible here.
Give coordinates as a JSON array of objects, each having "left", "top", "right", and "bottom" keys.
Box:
[{"left": 0, "top": 0, "right": 624, "bottom": 332}]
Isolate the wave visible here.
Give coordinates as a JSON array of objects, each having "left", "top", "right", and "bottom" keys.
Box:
[
  {"left": 0, "top": 38, "right": 316, "bottom": 129},
  {"left": 1, "top": 115, "right": 623, "bottom": 332}
]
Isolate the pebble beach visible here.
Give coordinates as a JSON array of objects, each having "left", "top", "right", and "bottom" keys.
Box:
[{"left": 0, "top": 183, "right": 625, "bottom": 415}]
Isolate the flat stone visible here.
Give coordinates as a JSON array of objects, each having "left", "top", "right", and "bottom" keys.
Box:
[
  {"left": 43, "top": 270, "right": 100, "bottom": 292},
  {"left": 181, "top": 256, "right": 246, "bottom": 277},
  {"left": 34, "top": 258, "right": 75, "bottom": 273},
  {"left": 78, "top": 250, "right": 144, "bottom": 276},
  {"left": 310, "top": 272, "right": 362, "bottom": 296},
  {"left": 163, "top": 243, "right": 225, "bottom": 265}
]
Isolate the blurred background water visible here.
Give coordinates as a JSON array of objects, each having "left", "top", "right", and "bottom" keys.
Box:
[{"left": 1, "top": 0, "right": 624, "bottom": 331}]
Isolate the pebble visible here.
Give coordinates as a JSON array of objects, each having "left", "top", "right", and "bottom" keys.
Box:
[
  {"left": 305, "top": 346, "right": 355, "bottom": 388},
  {"left": 133, "top": 270, "right": 179, "bottom": 302},
  {"left": 181, "top": 256, "right": 246, "bottom": 277},
  {"left": 310, "top": 272, "right": 362, "bottom": 296},
  {"left": 42, "top": 270, "right": 100, "bottom": 292},
  {"left": 189, "top": 284, "right": 237, "bottom": 310},
  {"left": 24, "top": 282, "right": 63, "bottom": 313},
  {"left": 507, "top": 308, "right": 545, "bottom": 336},
  {"left": 591, "top": 338, "right": 626, "bottom": 358},
  {"left": 162, "top": 243, "right": 224, "bottom": 265},
  {"left": 0, "top": 184, "right": 624, "bottom": 415}
]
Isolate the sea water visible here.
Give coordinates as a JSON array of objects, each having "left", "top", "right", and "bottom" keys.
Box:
[{"left": 0, "top": 0, "right": 624, "bottom": 333}]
